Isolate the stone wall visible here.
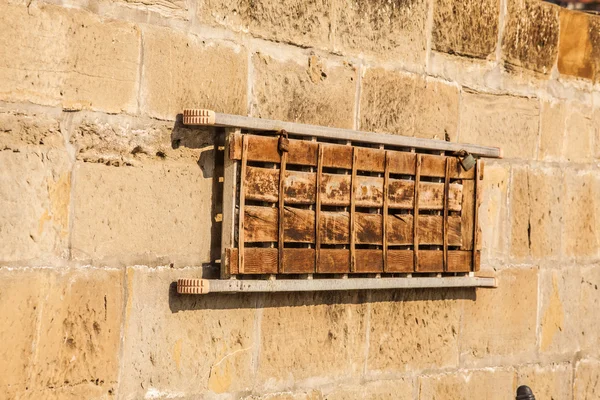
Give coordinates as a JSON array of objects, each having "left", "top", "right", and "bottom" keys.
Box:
[{"left": 1, "top": 0, "right": 600, "bottom": 398}]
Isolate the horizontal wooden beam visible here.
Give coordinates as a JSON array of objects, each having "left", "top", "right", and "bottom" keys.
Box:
[
  {"left": 177, "top": 276, "right": 497, "bottom": 294},
  {"left": 182, "top": 109, "right": 502, "bottom": 158}
]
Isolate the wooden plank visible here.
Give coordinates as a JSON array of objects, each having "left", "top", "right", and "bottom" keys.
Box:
[
  {"left": 350, "top": 148, "right": 357, "bottom": 272},
  {"left": 460, "top": 179, "right": 475, "bottom": 251},
  {"left": 443, "top": 158, "right": 450, "bottom": 272},
  {"left": 473, "top": 160, "right": 483, "bottom": 271},
  {"left": 238, "top": 135, "right": 248, "bottom": 273},
  {"left": 226, "top": 248, "right": 473, "bottom": 274},
  {"left": 243, "top": 206, "right": 462, "bottom": 245},
  {"left": 413, "top": 154, "right": 421, "bottom": 271},
  {"left": 383, "top": 151, "right": 390, "bottom": 271},
  {"left": 221, "top": 128, "right": 239, "bottom": 278},
  {"left": 230, "top": 134, "right": 476, "bottom": 179},
  {"left": 315, "top": 144, "right": 323, "bottom": 272},
  {"left": 278, "top": 146, "right": 287, "bottom": 273},
  {"left": 244, "top": 166, "right": 463, "bottom": 210}
]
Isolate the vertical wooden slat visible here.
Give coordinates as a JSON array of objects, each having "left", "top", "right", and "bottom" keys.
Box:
[
  {"left": 221, "top": 128, "right": 240, "bottom": 279},
  {"left": 278, "top": 146, "right": 288, "bottom": 273},
  {"left": 383, "top": 151, "right": 390, "bottom": 272},
  {"left": 413, "top": 154, "right": 421, "bottom": 271},
  {"left": 350, "top": 147, "right": 358, "bottom": 272},
  {"left": 315, "top": 144, "right": 323, "bottom": 272},
  {"left": 473, "top": 159, "right": 482, "bottom": 271},
  {"left": 238, "top": 134, "right": 249, "bottom": 274},
  {"left": 443, "top": 158, "right": 450, "bottom": 272}
]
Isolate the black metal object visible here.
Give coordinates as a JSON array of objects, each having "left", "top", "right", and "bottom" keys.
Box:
[{"left": 516, "top": 385, "right": 536, "bottom": 400}]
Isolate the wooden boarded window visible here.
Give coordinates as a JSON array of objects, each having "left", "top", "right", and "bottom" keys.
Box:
[{"left": 223, "top": 132, "right": 483, "bottom": 276}]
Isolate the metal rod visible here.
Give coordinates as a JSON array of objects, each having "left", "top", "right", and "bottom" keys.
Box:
[{"left": 177, "top": 276, "right": 497, "bottom": 294}]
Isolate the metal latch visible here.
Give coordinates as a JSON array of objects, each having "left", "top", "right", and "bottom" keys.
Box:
[{"left": 454, "top": 150, "right": 476, "bottom": 171}]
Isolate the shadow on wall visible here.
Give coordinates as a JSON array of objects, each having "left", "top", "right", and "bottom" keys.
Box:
[
  {"left": 167, "top": 284, "right": 478, "bottom": 312},
  {"left": 171, "top": 114, "right": 224, "bottom": 263}
]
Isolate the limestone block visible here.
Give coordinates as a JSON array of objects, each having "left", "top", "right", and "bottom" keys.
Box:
[
  {"left": 256, "top": 291, "right": 366, "bottom": 390},
  {"left": 574, "top": 359, "right": 600, "bottom": 400},
  {"left": 360, "top": 69, "right": 459, "bottom": 139},
  {"left": 140, "top": 25, "right": 247, "bottom": 120},
  {"left": 251, "top": 53, "right": 356, "bottom": 129},
  {"left": 0, "top": 111, "right": 71, "bottom": 264},
  {"left": 479, "top": 162, "right": 510, "bottom": 266},
  {"left": 557, "top": 9, "right": 600, "bottom": 81},
  {"left": 242, "top": 390, "right": 322, "bottom": 400},
  {"left": 198, "top": 0, "right": 331, "bottom": 50},
  {"left": 539, "top": 100, "right": 566, "bottom": 161},
  {"left": 0, "top": 3, "right": 140, "bottom": 113},
  {"left": 509, "top": 166, "right": 563, "bottom": 261},
  {"left": 516, "top": 363, "right": 572, "bottom": 400},
  {"left": 366, "top": 289, "right": 463, "bottom": 373},
  {"left": 502, "top": 0, "right": 559, "bottom": 74},
  {"left": 116, "top": 0, "right": 187, "bottom": 17},
  {"left": 119, "top": 267, "right": 255, "bottom": 398},
  {"left": 460, "top": 268, "right": 538, "bottom": 366},
  {"left": 0, "top": 269, "right": 47, "bottom": 398},
  {"left": 27, "top": 268, "right": 124, "bottom": 399},
  {"left": 432, "top": 0, "right": 500, "bottom": 59},
  {"left": 418, "top": 369, "right": 514, "bottom": 400},
  {"left": 70, "top": 162, "right": 214, "bottom": 266},
  {"left": 333, "top": 0, "right": 428, "bottom": 66},
  {"left": 459, "top": 91, "right": 539, "bottom": 159},
  {"left": 580, "top": 265, "right": 600, "bottom": 355},
  {"left": 564, "top": 104, "right": 595, "bottom": 163},
  {"left": 324, "top": 379, "right": 413, "bottom": 400},
  {"left": 562, "top": 169, "right": 599, "bottom": 259}
]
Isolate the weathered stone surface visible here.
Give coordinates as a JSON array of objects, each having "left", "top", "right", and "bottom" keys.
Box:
[
  {"left": 580, "top": 265, "right": 600, "bottom": 355},
  {"left": 418, "top": 369, "right": 514, "bottom": 400},
  {"left": 509, "top": 166, "right": 563, "bottom": 261},
  {"left": 367, "top": 289, "right": 463, "bottom": 373},
  {"left": 558, "top": 10, "right": 596, "bottom": 80},
  {"left": 480, "top": 162, "right": 510, "bottom": 266},
  {"left": 360, "top": 69, "right": 459, "bottom": 139},
  {"left": 516, "top": 363, "right": 572, "bottom": 400},
  {"left": 333, "top": 0, "right": 428, "bottom": 66},
  {"left": 0, "top": 269, "right": 45, "bottom": 398},
  {"left": 0, "top": 3, "right": 140, "bottom": 113},
  {"left": 564, "top": 104, "right": 595, "bottom": 163},
  {"left": 242, "top": 391, "right": 322, "bottom": 400},
  {"left": 70, "top": 161, "right": 215, "bottom": 266},
  {"left": 432, "top": 0, "right": 500, "bottom": 59},
  {"left": 459, "top": 91, "right": 539, "bottom": 159},
  {"left": 119, "top": 267, "right": 255, "bottom": 398},
  {"left": 460, "top": 268, "right": 538, "bottom": 366},
  {"left": 140, "top": 25, "right": 247, "bottom": 120},
  {"left": 539, "top": 100, "right": 566, "bottom": 161},
  {"left": 562, "top": 169, "right": 599, "bottom": 258},
  {"left": 574, "top": 359, "right": 600, "bottom": 400},
  {"left": 0, "top": 111, "right": 71, "bottom": 264},
  {"left": 325, "top": 379, "right": 413, "bottom": 400},
  {"left": 502, "top": 0, "right": 559, "bottom": 74},
  {"left": 257, "top": 291, "right": 366, "bottom": 390},
  {"left": 198, "top": 0, "right": 331, "bottom": 49},
  {"left": 252, "top": 53, "right": 356, "bottom": 129},
  {"left": 539, "top": 269, "right": 581, "bottom": 356},
  {"left": 28, "top": 268, "right": 124, "bottom": 399},
  {"left": 117, "top": 0, "right": 187, "bottom": 17}
]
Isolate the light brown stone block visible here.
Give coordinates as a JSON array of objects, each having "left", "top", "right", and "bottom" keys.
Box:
[
  {"left": 564, "top": 104, "right": 595, "bottom": 163},
  {"left": 502, "top": 0, "right": 559, "bottom": 74},
  {"left": 0, "top": 111, "right": 71, "bottom": 264},
  {"left": 418, "top": 369, "right": 514, "bottom": 400},
  {"left": 198, "top": 0, "right": 332, "bottom": 50},
  {"left": 580, "top": 265, "right": 600, "bottom": 356},
  {"left": 557, "top": 9, "right": 600, "bottom": 81},
  {"left": 459, "top": 91, "right": 539, "bottom": 159},
  {"left": 28, "top": 268, "right": 124, "bottom": 398},
  {"left": 324, "top": 379, "right": 413, "bottom": 400},
  {"left": 509, "top": 166, "right": 563, "bottom": 261},
  {"left": 432, "top": 0, "right": 500, "bottom": 59},
  {"left": 360, "top": 69, "right": 459, "bottom": 139},
  {"left": 516, "top": 363, "right": 572, "bottom": 400},
  {"left": 252, "top": 53, "right": 356, "bottom": 129},
  {"left": 70, "top": 161, "right": 214, "bottom": 266},
  {"left": 140, "top": 25, "right": 247, "bottom": 120},
  {"left": 366, "top": 289, "right": 463, "bottom": 373},
  {"left": 574, "top": 359, "right": 600, "bottom": 400},
  {"left": 242, "top": 390, "right": 322, "bottom": 400},
  {"left": 257, "top": 291, "right": 366, "bottom": 389},
  {"left": 460, "top": 268, "right": 538, "bottom": 366},
  {"left": 539, "top": 100, "right": 566, "bottom": 161},
  {"left": 0, "top": 3, "right": 140, "bottom": 113},
  {"left": 562, "top": 169, "right": 599, "bottom": 259},
  {"left": 480, "top": 162, "right": 510, "bottom": 266},
  {"left": 118, "top": 0, "right": 187, "bottom": 17},
  {"left": 119, "top": 267, "right": 255, "bottom": 398},
  {"left": 333, "top": 0, "right": 428, "bottom": 66}
]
